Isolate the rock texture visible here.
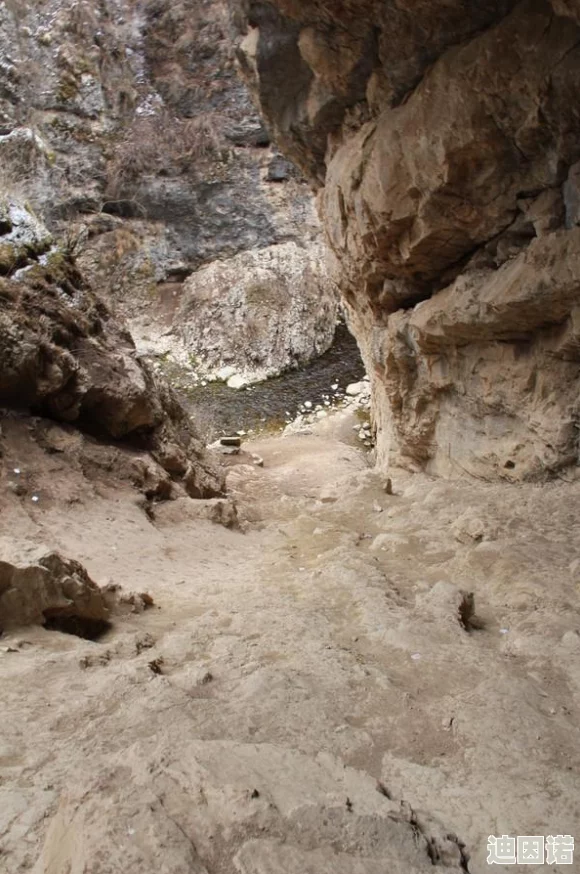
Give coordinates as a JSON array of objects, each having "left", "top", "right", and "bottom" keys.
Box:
[
  {"left": 0, "top": 200, "right": 224, "bottom": 499},
  {"left": 236, "top": 0, "right": 580, "bottom": 479},
  {"left": 0, "top": 0, "right": 337, "bottom": 379},
  {"left": 3, "top": 413, "right": 580, "bottom": 873},
  {"left": 177, "top": 240, "right": 338, "bottom": 382},
  {"left": 0, "top": 551, "right": 112, "bottom": 632}
]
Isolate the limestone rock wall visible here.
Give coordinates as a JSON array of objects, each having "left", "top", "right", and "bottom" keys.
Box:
[
  {"left": 236, "top": 0, "right": 580, "bottom": 479},
  {"left": 0, "top": 0, "right": 336, "bottom": 379},
  {"left": 177, "top": 240, "right": 337, "bottom": 383}
]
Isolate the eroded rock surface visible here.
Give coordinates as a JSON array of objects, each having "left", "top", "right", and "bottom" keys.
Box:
[
  {"left": 177, "top": 240, "right": 338, "bottom": 383},
  {"left": 0, "top": 201, "right": 224, "bottom": 499},
  {"left": 0, "top": 551, "right": 112, "bottom": 633},
  {"left": 0, "top": 0, "right": 337, "bottom": 379},
  {"left": 236, "top": 0, "right": 580, "bottom": 478}
]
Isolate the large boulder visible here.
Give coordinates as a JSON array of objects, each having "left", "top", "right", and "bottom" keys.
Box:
[
  {"left": 235, "top": 0, "right": 580, "bottom": 479},
  {"left": 177, "top": 240, "right": 338, "bottom": 382}
]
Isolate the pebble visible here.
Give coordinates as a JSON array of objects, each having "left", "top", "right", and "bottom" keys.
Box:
[
  {"left": 346, "top": 382, "right": 364, "bottom": 396},
  {"left": 228, "top": 374, "right": 248, "bottom": 390},
  {"left": 304, "top": 401, "right": 313, "bottom": 409},
  {"left": 216, "top": 365, "right": 236, "bottom": 381}
]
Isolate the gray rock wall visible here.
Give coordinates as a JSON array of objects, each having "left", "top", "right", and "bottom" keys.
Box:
[{"left": 0, "top": 0, "right": 337, "bottom": 379}]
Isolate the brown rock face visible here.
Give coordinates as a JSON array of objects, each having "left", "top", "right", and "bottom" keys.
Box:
[
  {"left": 236, "top": 0, "right": 580, "bottom": 479},
  {"left": 0, "top": 204, "right": 224, "bottom": 500}
]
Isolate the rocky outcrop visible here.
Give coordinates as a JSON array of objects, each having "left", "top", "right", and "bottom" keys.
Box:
[
  {"left": 0, "top": 551, "right": 112, "bottom": 633},
  {"left": 0, "top": 200, "right": 224, "bottom": 499},
  {"left": 236, "top": 0, "right": 580, "bottom": 479},
  {"left": 0, "top": 0, "right": 337, "bottom": 379},
  {"left": 177, "top": 241, "right": 338, "bottom": 383},
  {"left": 0, "top": 548, "right": 157, "bottom": 633}
]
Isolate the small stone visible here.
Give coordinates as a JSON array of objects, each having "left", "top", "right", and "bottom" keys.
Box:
[
  {"left": 304, "top": 401, "right": 313, "bottom": 409},
  {"left": 228, "top": 374, "right": 248, "bottom": 390},
  {"left": 217, "top": 365, "right": 236, "bottom": 381},
  {"left": 346, "top": 382, "right": 364, "bottom": 396},
  {"left": 31, "top": 495, "right": 40, "bottom": 503},
  {"left": 219, "top": 446, "right": 240, "bottom": 456},
  {"left": 316, "top": 410, "right": 327, "bottom": 419},
  {"left": 331, "top": 384, "right": 339, "bottom": 391}
]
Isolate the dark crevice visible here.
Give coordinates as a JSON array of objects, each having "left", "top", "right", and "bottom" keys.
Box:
[{"left": 43, "top": 611, "right": 112, "bottom": 641}]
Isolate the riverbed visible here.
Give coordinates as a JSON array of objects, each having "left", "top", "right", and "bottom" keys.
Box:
[{"left": 164, "top": 323, "right": 365, "bottom": 439}]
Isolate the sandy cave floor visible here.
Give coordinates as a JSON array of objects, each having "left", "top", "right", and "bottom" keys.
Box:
[{"left": 1, "top": 411, "right": 580, "bottom": 873}]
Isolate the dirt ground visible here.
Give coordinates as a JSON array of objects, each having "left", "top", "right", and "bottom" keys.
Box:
[{"left": 1, "top": 411, "right": 580, "bottom": 873}]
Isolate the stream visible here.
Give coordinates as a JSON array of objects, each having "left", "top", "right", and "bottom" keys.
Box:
[{"left": 170, "top": 324, "right": 365, "bottom": 439}]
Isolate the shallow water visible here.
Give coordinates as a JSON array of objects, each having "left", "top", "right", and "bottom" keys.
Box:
[{"left": 173, "top": 324, "right": 365, "bottom": 439}]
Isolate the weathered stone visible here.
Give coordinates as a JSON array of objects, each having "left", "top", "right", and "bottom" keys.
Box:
[
  {"left": 0, "top": 0, "right": 336, "bottom": 382},
  {"left": 0, "top": 551, "right": 111, "bottom": 632},
  {"left": 234, "top": 0, "right": 580, "bottom": 479},
  {"left": 177, "top": 241, "right": 338, "bottom": 383},
  {"left": 0, "top": 203, "right": 224, "bottom": 499}
]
